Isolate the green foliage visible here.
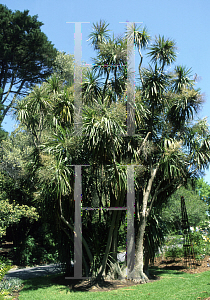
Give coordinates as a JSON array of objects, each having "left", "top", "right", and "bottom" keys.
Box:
[
  {"left": 163, "top": 235, "right": 184, "bottom": 258},
  {"left": 0, "top": 277, "right": 23, "bottom": 292},
  {"left": 0, "top": 4, "right": 57, "bottom": 119},
  {"left": 0, "top": 199, "right": 39, "bottom": 238},
  {"left": 190, "top": 231, "right": 210, "bottom": 261},
  {"left": 87, "top": 20, "right": 110, "bottom": 50},
  {"left": 165, "top": 246, "right": 183, "bottom": 259},
  {"left": 196, "top": 178, "right": 210, "bottom": 215},
  {"left": 144, "top": 212, "right": 167, "bottom": 262},
  {"left": 147, "top": 35, "right": 177, "bottom": 70},
  {"left": 13, "top": 227, "right": 59, "bottom": 266},
  {"left": 6, "top": 20, "right": 210, "bottom": 279},
  {"left": 162, "top": 231, "right": 210, "bottom": 262},
  {"left": 0, "top": 258, "right": 11, "bottom": 281},
  {"left": 161, "top": 186, "right": 208, "bottom": 232},
  {"left": 172, "top": 65, "right": 194, "bottom": 93},
  {"left": 0, "top": 258, "right": 12, "bottom": 299},
  {"left": 53, "top": 51, "right": 75, "bottom": 86}
]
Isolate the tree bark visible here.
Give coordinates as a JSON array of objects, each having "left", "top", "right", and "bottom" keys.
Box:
[
  {"left": 96, "top": 189, "right": 122, "bottom": 280},
  {"left": 129, "top": 166, "right": 159, "bottom": 282},
  {"left": 130, "top": 210, "right": 149, "bottom": 282},
  {"left": 96, "top": 209, "right": 118, "bottom": 279},
  {"left": 110, "top": 208, "right": 122, "bottom": 264},
  {"left": 143, "top": 244, "right": 150, "bottom": 277}
]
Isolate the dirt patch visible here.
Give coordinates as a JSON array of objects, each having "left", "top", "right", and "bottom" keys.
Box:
[
  {"left": 58, "top": 278, "right": 145, "bottom": 292},
  {"left": 151, "top": 255, "right": 210, "bottom": 274}
]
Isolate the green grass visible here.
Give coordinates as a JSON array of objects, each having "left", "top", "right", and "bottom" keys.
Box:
[{"left": 18, "top": 268, "right": 210, "bottom": 300}]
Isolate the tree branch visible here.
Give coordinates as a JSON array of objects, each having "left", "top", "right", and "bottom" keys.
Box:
[
  {"left": 59, "top": 195, "right": 93, "bottom": 264},
  {"left": 147, "top": 178, "right": 183, "bottom": 215},
  {"left": 3, "top": 80, "right": 26, "bottom": 118}
]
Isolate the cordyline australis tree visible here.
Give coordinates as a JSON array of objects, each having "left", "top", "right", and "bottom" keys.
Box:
[
  {"left": 127, "top": 29, "right": 210, "bottom": 281},
  {"left": 15, "top": 21, "right": 210, "bottom": 282},
  {"left": 84, "top": 21, "right": 210, "bottom": 282}
]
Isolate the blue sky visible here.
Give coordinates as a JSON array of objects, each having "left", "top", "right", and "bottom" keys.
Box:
[{"left": 2, "top": 0, "right": 210, "bottom": 182}]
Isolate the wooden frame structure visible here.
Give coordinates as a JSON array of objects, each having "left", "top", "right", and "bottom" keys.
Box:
[{"left": 181, "top": 196, "right": 195, "bottom": 268}]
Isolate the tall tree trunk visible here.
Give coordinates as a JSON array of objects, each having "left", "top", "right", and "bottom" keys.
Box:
[
  {"left": 102, "top": 70, "right": 110, "bottom": 103},
  {"left": 96, "top": 209, "right": 118, "bottom": 279},
  {"left": 138, "top": 48, "right": 144, "bottom": 86},
  {"left": 130, "top": 210, "right": 149, "bottom": 282},
  {"left": 110, "top": 190, "right": 124, "bottom": 266},
  {"left": 143, "top": 243, "right": 150, "bottom": 277},
  {"left": 129, "top": 167, "right": 159, "bottom": 282},
  {"left": 96, "top": 189, "right": 122, "bottom": 280},
  {"left": 111, "top": 209, "right": 122, "bottom": 263}
]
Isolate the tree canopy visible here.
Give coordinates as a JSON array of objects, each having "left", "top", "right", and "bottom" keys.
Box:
[
  {"left": 196, "top": 178, "right": 210, "bottom": 215},
  {"left": 1, "top": 21, "right": 210, "bottom": 282},
  {"left": 161, "top": 186, "right": 208, "bottom": 231},
  {"left": 0, "top": 4, "right": 57, "bottom": 119}
]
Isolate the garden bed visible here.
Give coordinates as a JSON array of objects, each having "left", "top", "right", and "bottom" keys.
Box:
[{"left": 151, "top": 255, "right": 210, "bottom": 274}]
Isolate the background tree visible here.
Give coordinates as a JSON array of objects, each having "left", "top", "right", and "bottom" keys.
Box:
[
  {"left": 161, "top": 185, "right": 208, "bottom": 232},
  {"left": 0, "top": 4, "right": 57, "bottom": 119},
  {"left": 0, "top": 198, "right": 38, "bottom": 239},
  {"left": 0, "top": 101, "right": 8, "bottom": 142},
  {"left": 196, "top": 178, "right": 210, "bottom": 216}
]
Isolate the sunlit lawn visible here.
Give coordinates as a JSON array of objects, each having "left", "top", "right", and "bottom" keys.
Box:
[{"left": 17, "top": 267, "right": 210, "bottom": 300}]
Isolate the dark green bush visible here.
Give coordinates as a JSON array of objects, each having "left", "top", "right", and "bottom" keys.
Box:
[{"left": 13, "top": 233, "right": 59, "bottom": 266}]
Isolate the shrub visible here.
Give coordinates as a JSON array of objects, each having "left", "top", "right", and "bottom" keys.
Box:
[
  {"left": 0, "top": 257, "right": 12, "bottom": 299},
  {"left": 13, "top": 233, "right": 59, "bottom": 266},
  {"left": 0, "top": 277, "right": 23, "bottom": 291},
  {"left": 165, "top": 246, "right": 183, "bottom": 258},
  {"left": 0, "top": 258, "right": 11, "bottom": 281},
  {"left": 190, "top": 231, "right": 207, "bottom": 261}
]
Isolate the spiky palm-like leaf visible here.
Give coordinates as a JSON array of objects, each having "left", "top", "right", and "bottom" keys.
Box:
[
  {"left": 172, "top": 65, "right": 194, "bottom": 93},
  {"left": 82, "top": 69, "right": 102, "bottom": 104},
  {"left": 82, "top": 102, "right": 126, "bottom": 164},
  {"left": 93, "top": 36, "right": 127, "bottom": 102},
  {"left": 52, "top": 88, "right": 74, "bottom": 127},
  {"left": 125, "top": 24, "right": 151, "bottom": 84},
  {"left": 167, "top": 88, "right": 203, "bottom": 130},
  {"left": 148, "top": 35, "right": 177, "bottom": 70},
  {"left": 87, "top": 20, "right": 110, "bottom": 50},
  {"left": 160, "top": 138, "right": 186, "bottom": 180},
  {"left": 141, "top": 64, "right": 170, "bottom": 106}
]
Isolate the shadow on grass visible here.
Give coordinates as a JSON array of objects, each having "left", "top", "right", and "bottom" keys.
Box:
[
  {"left": 20, "top": 274, "right": 124, "bottom": 293},
  {"left": 20, "top": 265, "right": 197, "bottom": 294},
  {"left": 149, "top": 266, "right": 187, "bottom": 277}
]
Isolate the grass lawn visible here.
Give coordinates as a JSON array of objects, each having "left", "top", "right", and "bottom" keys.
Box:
[{"left": 17, "top": 267, "right": 210, "bottom": 300}]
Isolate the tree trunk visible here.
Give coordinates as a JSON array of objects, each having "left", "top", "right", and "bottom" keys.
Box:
[
  {"left": 129, "top": 167, "right": 159, "bottom": 282},
  {"left": 110, "top": 191, "right": 125, "bottom": 267},
  {"left": 129, "top": 212, "right": 149, "bottom": 282},
  {"left": 111, "top": 209, "right": 122, "bottom": 263},
  {"left": 96, "top": 209, "right": 118, "bottom": 279},
  {"left": 143, "top": 244, "right": 150, "bottom": 277}
]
